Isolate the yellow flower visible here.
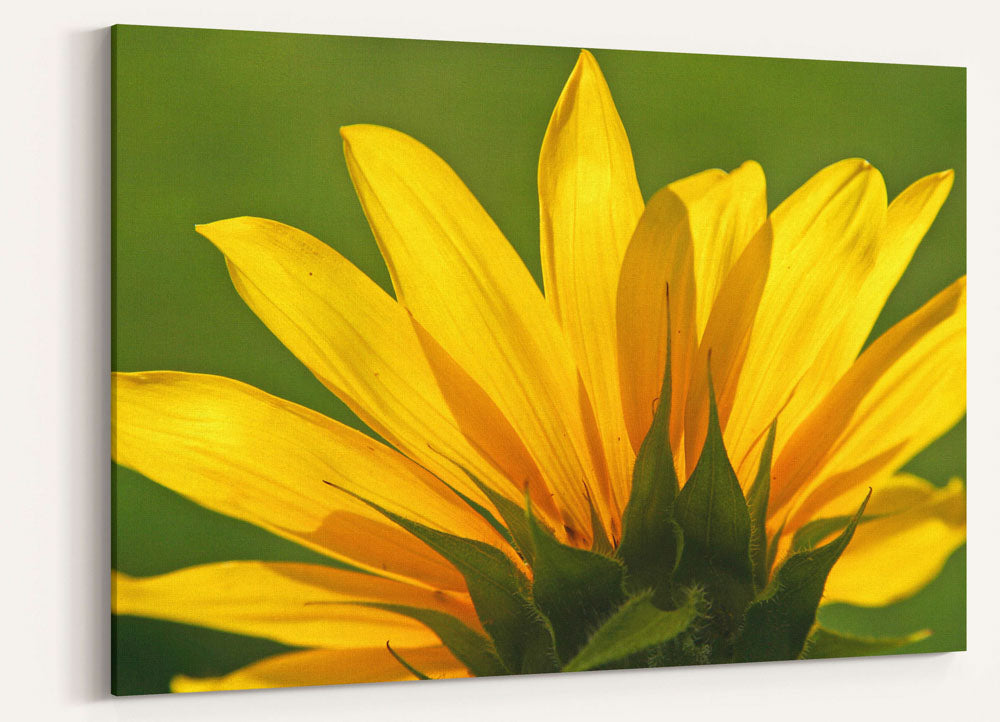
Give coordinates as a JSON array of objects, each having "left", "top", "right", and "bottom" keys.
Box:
[{"left": 112, "top": 50, "right": 966, "bottom": 691}]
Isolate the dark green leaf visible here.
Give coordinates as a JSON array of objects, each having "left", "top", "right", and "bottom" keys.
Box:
[
  {"left": 673, "top": 369, "right": 754, "bottom": 634},
  {"left": 327, "top": 483, "right": 554, "bottom": 672},
  {"left": 747, "top": 420, "right": 777, "bottom": 592},
  {"left": 359, "top": 603, "right": 507, "bottom": 677},
  {"left": 526, "top": 501, "right": 627, "bottom": 663},
  {"left": 734, "top": 490, "right": 871, "bottom": 663},
  {"left": 563, "top": 589, "right": 702, "bottom": 672},
  {"left": 385, "top": 642, "right": 431, "bottom": 680},
  {"left": 801, "top": 625, "right": 931, "bottom": 659},
  {"left": 617, "top": 301, "right": 682, "bottom": 594}
]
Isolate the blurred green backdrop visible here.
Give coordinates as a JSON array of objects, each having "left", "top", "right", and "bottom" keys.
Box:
[{"left": 111, "top": 25, "right": 966, "bottom": 695}]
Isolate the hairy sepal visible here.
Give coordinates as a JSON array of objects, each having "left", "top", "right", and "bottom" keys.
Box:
[{"left": 734, "top": 490, "right": 872, "bottom": 662}]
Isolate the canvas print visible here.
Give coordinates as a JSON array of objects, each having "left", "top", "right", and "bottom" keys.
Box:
[{"left": 111, "top": 25, "right": 967, "bottom": 695}]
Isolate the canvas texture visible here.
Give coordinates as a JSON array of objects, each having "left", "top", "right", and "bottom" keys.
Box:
[{"left": 111, "top": 24, "right": 967, "bottom": 695}]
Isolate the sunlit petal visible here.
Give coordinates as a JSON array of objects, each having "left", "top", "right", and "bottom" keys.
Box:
[
  {"left": 539, "top": 49, "right": 644, "bottom": 507},
  {"left": 772, "top": 277, "right": 966, "bottom": 525},
  {"left": 113, "top": 562, "right": 480, "bottom": 648},
  {"left": 714, "top": 159, "right": 888, "bottom": 482},
  {"left": 113, "top": 371, "right": 512, "bottom": 590},
  {"left": 775, "top": 171, "right": 955, "bottom": 453},
  {"left": 822, "top": 476, "right": 966, "bottom": 606},
  {"left": 197, "top": 217, "right": 547, "bottom": 527},
  {"left": 172, "top": 646, "right": 469, "bottom": 692},
  {"left": 342, "top": 123, "right": 609, "bottom": 540}
]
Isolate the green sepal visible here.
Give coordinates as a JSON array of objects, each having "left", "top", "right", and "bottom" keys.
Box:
[
  {"left": 563, "top": 588, "right": 703, "bottom": 672},
  {"left": 586, "top": 491, "right": 614, "bottom": 555},
  {"left": 800, "top": 625, "right": 931, "bottom": 660},
  {"left": 526, "top": 499, "right": 627, "bottom": 664},
  {"left": 459, "top": 468, "right": 541, "bottom": 566},
  {"left": 765, "top": 517, "right": 786, "bottom": 581},
  {"left": 747, "top": 420, "right": 777, "bottom": 592},
  {"left": 734, "top": 490, "right": 872, "bottom": 663},
  {"left": 790, "top": 513, "right": 882, "bottom": 553},
  {"left": 385, "top": 642, "right": 431, "bottom": 680},
  {"left": 672, "top": 369, "right": 754, "bottom": 637},
  {"left": 617, "top": 303, "right": 682, "bottom": 595},
  {"left": 326, "top": 483, "right": 554, "bottom": 673},
  {"left": 358, "top": 603, "right": 507, "bottom": 677},
  {"left": 436, "top": 474, "right": 517, "bottom": 550}
]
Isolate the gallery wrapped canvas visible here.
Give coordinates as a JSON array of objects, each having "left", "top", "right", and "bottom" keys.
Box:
[{"left": 111, "top": 24, "right": 966, "bottom": 695}]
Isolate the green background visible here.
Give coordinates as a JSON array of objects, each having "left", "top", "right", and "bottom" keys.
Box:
[{"left": 111, "top": 25, "right": 967, "bottom": 695}]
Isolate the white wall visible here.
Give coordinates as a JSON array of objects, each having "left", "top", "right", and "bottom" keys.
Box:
[{"left": 3, "top": 1, "right": 997, "bottom": 720}]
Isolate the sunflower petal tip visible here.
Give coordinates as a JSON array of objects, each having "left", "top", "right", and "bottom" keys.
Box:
[
  {"left": 339, "top": 124, "right": 377, "bottom": 147},
  {"left": 573, "top": 48, "right": 603, "bottom": 77},
  {"left": 339, "top": 124, "right": 357, "bottom": 144}
]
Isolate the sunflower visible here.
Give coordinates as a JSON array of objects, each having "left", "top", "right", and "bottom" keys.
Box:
[{"left": 112, "top": 49, "right": 966, "bottom": 692}]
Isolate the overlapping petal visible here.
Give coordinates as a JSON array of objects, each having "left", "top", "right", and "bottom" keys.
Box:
[
  {"left": 618, "top": 164, "right": 766, "bottom": 474},
  {"left": 113, "top": 561, "right": 480, "bottom": 648},
  {"left": 676, "top": 161, "right": 767, "bottom": 340},
  {"left": 112, "top": 371, "right": 513, "bottom": 590},
  {"left": 708, "top": 159, "right": 888, "bottom": 482},
  {"left": 172, "top": 646, "right": 469, "bottom": 692},
  {"left": 772, "top": 276, "right": 966, "bottom": 529},
  {"left": 617, "top": 186, "right": 697, "bottom": 470},
  {"left": 196, "top": 217, "right": 557, "bottom": 529},
  {"left": 775, "top": 171, "right": 955, "bottom": 452},
  {"left": 341, "top": 123, "right": 608, "bottom": 541}
]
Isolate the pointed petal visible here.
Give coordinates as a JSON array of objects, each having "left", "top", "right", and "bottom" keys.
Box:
[
  {"left": 196, "top": 217, "right": 543, "bottom": 527},
  {"left": 772, "top": 277, "right": 966, "bottom": 522},
  {"left": 775, "top": 170, "right": 955, "bottom": 453},
  {"left": 112, "top": 371, "right": 510, "bottom": 590},
  {"left": 719, "top": 159, "right": 888, "bottom": 481},
  {"left": 821, "top": 477, "right": 965, "bottom": 606},
  {"left": 341, "top": 123, "right": 606, "bottom": 539},
  {"left": 538, "top": 49, "right": 644, "bottom": 504},
  {"left": 113, "top": 562, "right": 479, "bottom": 648},
  {"left": 171, "top": 646, "right": 469, "bottom": 692}
]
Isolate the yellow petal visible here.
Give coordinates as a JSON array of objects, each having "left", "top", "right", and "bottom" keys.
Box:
[
  {"left": 113, "top": 562, "right": 479, "bottom": 649},
  {"left": 772, "top": 277, "right": 966, "bottom": 524},
  {"left": 538, "top": 49, "right": 644, "bottom": 507},
  {"left": 172, "top": 646, "right": 469, "bottom": 692},
  {"left": 720, "top": 159, "right": 888, "bottom": 481},
  {"left": 196, "top": 217, "right": 544, "bottom": 529},
  {"left": 616, "top": 185, "right": 698, "bottom": 467},
  {"left": 407, "top": 314, "right": 564, "bottom": 526},
  {"left": 113, "top": 371, "right": 509, "bottom": 590},
  {"left": 821, "top": 477, "right": 965, "bottom": 606},
  {"left": 683, "top": 224, "right": 773, "bottom": 474},
  {"left": 341, "top": 123, "right": 606, "bottom": 540},
  {"left": 774, "top": 170, "right": 955, "bottom": 454}
]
